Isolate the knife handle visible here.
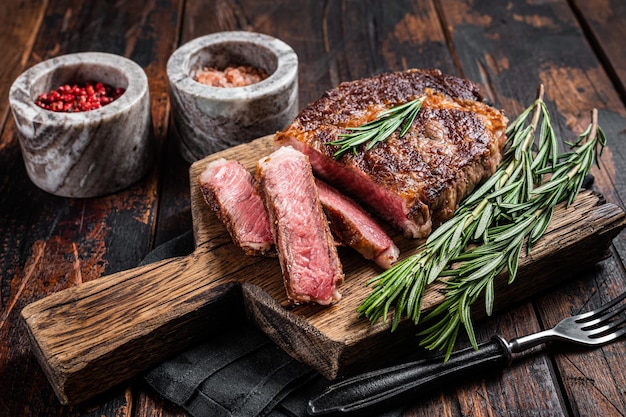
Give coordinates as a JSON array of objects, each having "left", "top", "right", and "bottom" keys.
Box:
[{"left": 307, "top": 336, "right": 512, "bottom": 415}]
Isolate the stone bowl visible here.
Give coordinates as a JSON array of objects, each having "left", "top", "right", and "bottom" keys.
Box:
[
  {"left": 9, "top": 52, "right": 154, "bottom": 198},
  {"left": 167, "top": 31, "right": 298, "bottom": 163}
]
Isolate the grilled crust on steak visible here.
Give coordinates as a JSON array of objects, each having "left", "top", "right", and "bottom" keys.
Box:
[{"left": 275, "top": 69, "right": 508, "bottom": 238}]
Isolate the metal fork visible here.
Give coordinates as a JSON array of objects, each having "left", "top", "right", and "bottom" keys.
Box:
[{"left": 308, "top": 291, "right": 626, "bottom": 415}]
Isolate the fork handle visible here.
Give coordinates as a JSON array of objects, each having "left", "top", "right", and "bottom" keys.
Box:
[{"left": 307, "top": 336, "right": 512, "bottom": 415}]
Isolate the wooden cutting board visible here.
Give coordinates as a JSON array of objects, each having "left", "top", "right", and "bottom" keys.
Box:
[{"left": 21, "top": 135, "right": 626, "bottom": 405}]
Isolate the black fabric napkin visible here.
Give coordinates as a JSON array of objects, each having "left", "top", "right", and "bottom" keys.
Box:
[{"left": 140, "top": 231, "right": 403, "bottom": 417}]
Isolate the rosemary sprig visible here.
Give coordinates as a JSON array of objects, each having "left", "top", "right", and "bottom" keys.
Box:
[
  {"left": 419, "top": 109, "right": 605, "bottom": 357},
  {"left": 327, "top": 96, "right": 425, "bottom": 159},
  {"left": 357, "top": 86, "right": 606, "bottom": 359}
]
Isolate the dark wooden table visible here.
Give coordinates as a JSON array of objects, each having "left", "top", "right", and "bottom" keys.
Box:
[{"left": 2, "top": 1, "right": 625, "bottom": 416}]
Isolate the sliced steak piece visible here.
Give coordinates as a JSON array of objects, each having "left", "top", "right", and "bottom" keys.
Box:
[
  {"left": 315, "top": 178, "right": 399, "bottom": 269},
  {"left": 199, "top": 158, "right": 274, "bottom": 256},
  {"left": 256, "top": 146, "right": 343, "bottom": 305},
  {"left": 275, "top": 69, "right": 508, "bottom": 238}
]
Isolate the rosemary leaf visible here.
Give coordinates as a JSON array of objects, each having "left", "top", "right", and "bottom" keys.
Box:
[
  {"left": 485, "top": 279, "right": 495, "bottom": 316},
  {"left": 327, "top": 96, "right": 425, "bottom": 159},
  {"left": 529, "top": 207, "right": 554, "bottom": 246},
  {"left": 474, "top": 201, "right": 493, "bottom": 240},
  {"left": 506, "top": 238, "right": 524, "bottom": 283}
]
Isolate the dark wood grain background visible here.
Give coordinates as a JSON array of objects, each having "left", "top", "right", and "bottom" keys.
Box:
[{"left": 1, "top": 0, "right": 625, "bottom": 416}]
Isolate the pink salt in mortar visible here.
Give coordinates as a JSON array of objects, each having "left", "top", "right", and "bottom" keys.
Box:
[{"left": 167, "top": 31, "right": 299, "bottom": 163}]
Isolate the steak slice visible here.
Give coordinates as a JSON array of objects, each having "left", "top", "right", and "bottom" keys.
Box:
[
  {"left": 198, "top": 158, "right": 274, "bottom": 256},
  {"left": 256, "top": 146, "right": 343, "bottom": 305},
  {"left": 315, "top": 178, "right": 399, "bottom": 269},
  {"left": 275, "top": 69, "right": 508, "bottom": 238}
]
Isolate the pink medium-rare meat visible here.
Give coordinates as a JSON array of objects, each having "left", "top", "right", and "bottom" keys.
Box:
[
  {"left": 315, "top": 178, "right": 399, "bottom": 269},
  {"left": 256, "top": 146, "right": 344, "bottom": 305},
  {"left": 275, "top": 69, "right": 508, "bottom": 238},
  {"left": 199, "top": 158, "right": 274, "bottom": 256}
]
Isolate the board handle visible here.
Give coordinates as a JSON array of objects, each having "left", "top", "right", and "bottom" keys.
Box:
[{"left": 20, "top": 246, "right": 255, "bottom": 405}]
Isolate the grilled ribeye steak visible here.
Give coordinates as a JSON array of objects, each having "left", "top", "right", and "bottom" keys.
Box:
[
  {"left": 256, "top": 146, "right": 344, "bottom": 305},
  {"left": 315, "top": 178, "right": 399, "bottom": 269},
  {"left": 275, "top": 69, "right": 508, "bottom": 238},
  {"left": 199, "top": 158, "right": 274, "bottom": 256}
]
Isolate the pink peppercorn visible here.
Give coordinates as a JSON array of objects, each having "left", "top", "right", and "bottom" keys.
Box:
[{"left": 35, "top": 81, "right": 125, "bottom": 112}]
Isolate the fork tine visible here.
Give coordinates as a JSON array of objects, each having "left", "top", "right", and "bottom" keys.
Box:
[
  {"left": 581, "top": 299, "right": 626, "bottom": 329},
  {"left": 588, "top": 326, "right": 626, "bottom": 345},
  {"left": 576, "top": 290, "right": 626, "bottom": 323},
  {"left": 587, "top": 316, "right": 626, "bottom": 338}
]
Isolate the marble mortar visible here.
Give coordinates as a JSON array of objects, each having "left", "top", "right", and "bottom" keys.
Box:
[
  {"left": 167, "top": 31, "right": 298, "bottom": 163},
  {"left": 9, "top": 52, "right": 154, "bottom": 198}
]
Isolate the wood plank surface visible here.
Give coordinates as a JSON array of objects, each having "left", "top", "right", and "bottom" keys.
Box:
[
  {"left": 570, "top": 0, "right": 626, "bottom": 101},
  {"left": 1, "top": 0, "right": 626, "bottom": 416},
  {"left": 0, "top": 1, "right": 46, "bottom": 130},
  {"left": 0, "top": 1, "right": 181, "bottom": 416}
]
